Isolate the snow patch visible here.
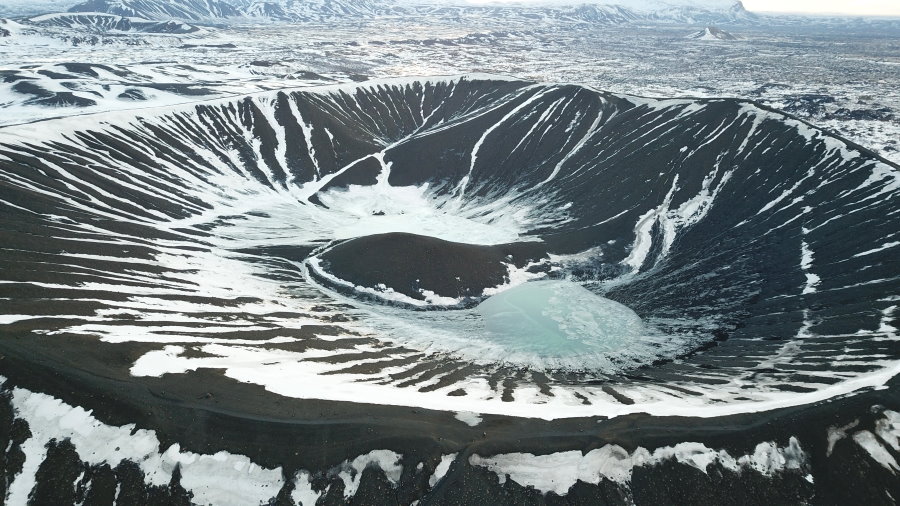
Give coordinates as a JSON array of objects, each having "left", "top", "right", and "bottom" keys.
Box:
[
  {"left": 481, "top": 261, "right": 547, "bottom": 296},
  {"left": 429, "top": 453, "right": 458, "bottom": 487},
  {"left": 338, "top": 450, "right": 403, "bottom": 498},
  {"left": 826, "top": 419, "right": 859, "bottom": 456},
  {"left": 454, "top": 411, "right": 483, "bottom": 426},
  {"left": 2, "top": 377, "right": 284, "bottom": 506},
  {"left": 470, "top": 437, "right": 807, "bottom": 496},
  {"left": 853, "top": 431, "right": 899, "bottom": 473}
]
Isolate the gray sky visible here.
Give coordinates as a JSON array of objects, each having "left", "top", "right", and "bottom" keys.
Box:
[{"left": 742, "top": 0, "right": 900, "bottom": 16}]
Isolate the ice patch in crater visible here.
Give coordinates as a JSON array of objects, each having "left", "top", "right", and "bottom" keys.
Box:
[
  {"left": 478, "top": 280, "right": 646, "bottom": 357},
  {"left": 305, "top": 276, "right": 683, "bottom": 373}
]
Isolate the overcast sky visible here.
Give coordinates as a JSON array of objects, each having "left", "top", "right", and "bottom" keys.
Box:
[{"left": 742, "top": 0, "right": 900, "bottom": 16}]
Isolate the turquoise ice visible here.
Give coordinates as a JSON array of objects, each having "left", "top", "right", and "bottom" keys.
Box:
[{"left": 477, "top": 280, "right": 646, "bottom": 357}]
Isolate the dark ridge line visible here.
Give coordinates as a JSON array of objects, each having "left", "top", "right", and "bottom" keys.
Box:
[{"left": 3, "top": 73, "right": 894, "bottom": 174}]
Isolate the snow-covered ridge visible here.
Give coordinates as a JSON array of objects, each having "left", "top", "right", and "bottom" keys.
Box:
[
  {"left": 23, "top": 11, "right": 201, "bottom": 33},
  {"left": 58, "top": 0, "right": 755, "bottom": 24},
  {"left": 69, "top": 0, "right": 242, "bottom": 21},
  {"left": 27, "top": 10, "right": 146, "bottom": 22},
  {"left": 0, "top": 73, "right": 521, "bottom": 133},
  {"left": 0, "top": 17, "right": 25, "bottom": 36},
  {"left": 4, "top": 0, "right": 899, "bottom": 28}
]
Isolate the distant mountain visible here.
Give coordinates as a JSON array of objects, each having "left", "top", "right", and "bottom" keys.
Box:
[
  {"left": 24, "top": 12, "right": 201, "bottom": 33},
  {"left": 61, "top": 0, "right": 899, "bottom": 29},
  {"left": 237, "top": 0, "right": 399, "bottom": 22},
  {"left": 62, "top": 0, "right": 754, "bottom": 24},
  {"left": 68, "top": 0, "right": 241, "bottom": 21},
  {"left": 686, "top": 25, "right": 738, "bottom": 40},
  {"left": 639, "top": 1, "right": 754, "bottom": 24},
  {"left": 557, "top": 4, "right": 640, "bottom": 23},
  {"left": 394, "top": 3, "right": 646, "bottom": 24}
]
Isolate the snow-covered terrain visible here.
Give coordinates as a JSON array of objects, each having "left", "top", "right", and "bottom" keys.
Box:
[
  {"left": 58, "top": 0, "right": 753, "bottom": 24},
  {"left": 1, "top": 10, "right": 897, "bottom": 164},
  {"left": 24, "top": 12, "right": 201, "bottom": 33}
]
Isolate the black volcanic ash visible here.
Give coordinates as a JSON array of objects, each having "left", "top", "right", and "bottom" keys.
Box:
[{"left": 314, "top": 232, "right": 550, "bottom": 307}]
